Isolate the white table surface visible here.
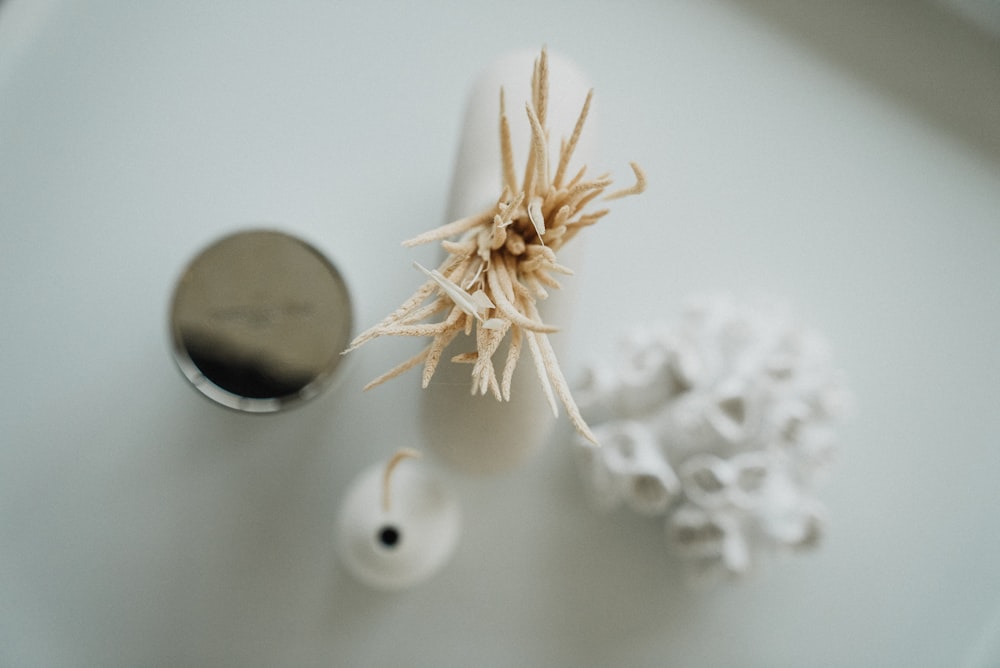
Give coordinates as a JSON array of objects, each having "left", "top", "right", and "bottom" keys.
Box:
[{"left": 2, "top": 1, "right": 999, "bottom": 666}]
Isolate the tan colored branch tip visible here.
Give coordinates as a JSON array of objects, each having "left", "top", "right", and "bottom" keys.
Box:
[
  {"left": 346, "top": 48, "right": 646, "bottom": 446},
  {"left": 382, "top": 448, "right": 422, "bottom": 513}
]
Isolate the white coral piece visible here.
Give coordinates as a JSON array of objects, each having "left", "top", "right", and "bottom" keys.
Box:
[
  {"left": 576, "top": 420, "right": 680, "bottom": 516},
  {"left": 573, "top": 294, "right": 850, "bottom": 583}
]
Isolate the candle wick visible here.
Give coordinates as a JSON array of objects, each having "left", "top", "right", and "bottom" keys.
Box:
[{"left": 382, "top": 448, "right": 422, "bottom": 513}]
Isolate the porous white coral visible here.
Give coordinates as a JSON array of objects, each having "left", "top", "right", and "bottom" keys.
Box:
[{"left": 574, "top": 295, "right": 850, "bottom": 583}]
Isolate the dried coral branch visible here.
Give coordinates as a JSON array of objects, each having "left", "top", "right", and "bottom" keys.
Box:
[
  {"left": 346, "top": 48, "right": 645, "bottom": 444},
  {"left": 604, "top": 162, "right": 648, "bottom": 201}
]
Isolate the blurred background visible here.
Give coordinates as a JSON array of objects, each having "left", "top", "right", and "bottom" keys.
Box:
[{"left": 1, "top": 1, "right": 999, "bottom": 666}]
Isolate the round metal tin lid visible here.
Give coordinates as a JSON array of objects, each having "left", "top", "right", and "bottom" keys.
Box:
[{"left": 169, "top": 229, "right": 353, "bottom": 412}]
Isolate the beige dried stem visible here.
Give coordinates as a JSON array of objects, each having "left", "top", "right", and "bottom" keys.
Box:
[
  {"left": 382, "top": 448, "right": 421, "bottom": 513},
  {"left": 345, "top": 48, "right": 646, "bottom": 445}
]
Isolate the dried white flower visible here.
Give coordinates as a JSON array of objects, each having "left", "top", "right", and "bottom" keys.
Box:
[{"left": 346, "top": 49, "right": 646, "bottom": 444}]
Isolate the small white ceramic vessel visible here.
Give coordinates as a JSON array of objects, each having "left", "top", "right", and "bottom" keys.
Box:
[{"left": 336, "top": 456, "right": 460, "bottom": 590}]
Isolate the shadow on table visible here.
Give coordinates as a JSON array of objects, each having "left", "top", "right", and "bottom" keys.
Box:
[{"left": 723, "top": 0, "right": 1000, "bottom": 166}]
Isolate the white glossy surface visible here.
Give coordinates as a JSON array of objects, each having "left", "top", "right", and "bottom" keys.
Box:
[{"left": 1, "top": 1, "right": 999, "bottom": 666}]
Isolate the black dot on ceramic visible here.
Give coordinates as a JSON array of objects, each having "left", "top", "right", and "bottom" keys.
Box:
[{"left": 378, "top": 525, "right": 401, "bottom": 549}]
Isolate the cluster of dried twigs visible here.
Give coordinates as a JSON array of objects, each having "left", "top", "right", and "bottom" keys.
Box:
[{"left": 346, "top": 49, "right": 645, "bottom": 444}]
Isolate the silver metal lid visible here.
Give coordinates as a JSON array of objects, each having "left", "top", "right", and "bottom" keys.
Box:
[{"left": 169, "top": 229, "right": 353, "bottom": 412}]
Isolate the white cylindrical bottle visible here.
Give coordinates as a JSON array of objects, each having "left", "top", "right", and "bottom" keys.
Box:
[{"left": 420, "top": 49, "right": 596, "bottom": 474}]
